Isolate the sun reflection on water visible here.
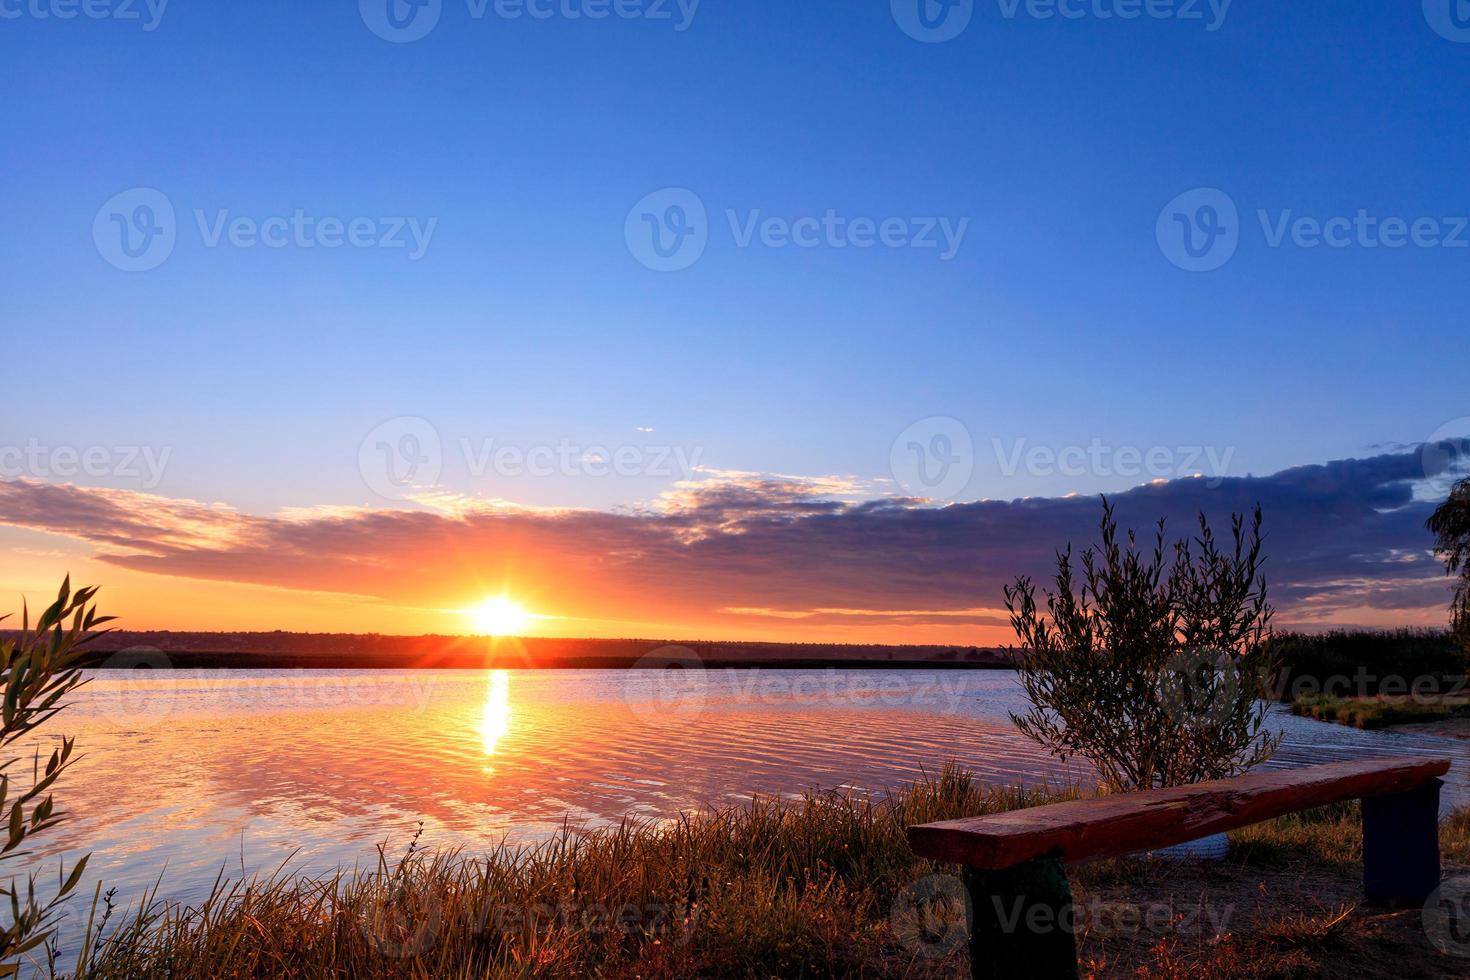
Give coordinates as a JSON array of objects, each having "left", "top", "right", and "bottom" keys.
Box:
[{"left": 480, "top": 669, "right": 511, "bottom": 759}]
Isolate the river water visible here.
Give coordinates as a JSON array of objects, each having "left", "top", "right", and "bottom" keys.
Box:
[{"left": 23, "top": 667, "right": 1470, "bottom": 950}]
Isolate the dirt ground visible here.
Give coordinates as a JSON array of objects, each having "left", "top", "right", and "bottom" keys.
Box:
[{"left": 1069, "top": 857, "right": 1470, "bottom": 978}]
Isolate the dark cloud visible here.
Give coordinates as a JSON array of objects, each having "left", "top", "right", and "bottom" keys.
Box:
[{"left": 0, "top": 448, "right": 1461, "bottom": 634}]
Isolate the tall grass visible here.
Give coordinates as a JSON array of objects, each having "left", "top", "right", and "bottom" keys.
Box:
[
  {"left": 44, "top": 767, "right": 1470, "bottom": 979},
  {"left": 68, "top": 768, "right": 1078, "bottom": 979}
]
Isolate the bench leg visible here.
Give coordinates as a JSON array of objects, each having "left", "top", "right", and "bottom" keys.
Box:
[
  {"left": 1362, "top": 777, "right": 1442, "bottom": 907},
  {"left": 964, "top": 852, "right": 1078, "bottom": 980}
]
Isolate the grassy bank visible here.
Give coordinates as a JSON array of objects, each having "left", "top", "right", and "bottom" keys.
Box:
[
  {"left": 61, "top": 769, "right": 1470, "bottom": 979},
  {"left": 1290, "top": 693, "right": 1470, "bottom": 729}
]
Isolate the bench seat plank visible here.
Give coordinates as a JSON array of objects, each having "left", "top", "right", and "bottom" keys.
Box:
[{"left": 907, "top": 757, "right": 1450, "bottom": 871}]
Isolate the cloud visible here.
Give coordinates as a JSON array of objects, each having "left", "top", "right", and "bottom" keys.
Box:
[{"left": 0, "top": 446, "right": 1463, "bottom": 637}]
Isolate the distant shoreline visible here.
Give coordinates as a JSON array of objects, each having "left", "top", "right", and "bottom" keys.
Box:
[{"left": 41, "top": 630, "right": 1018, "bottom": 671}]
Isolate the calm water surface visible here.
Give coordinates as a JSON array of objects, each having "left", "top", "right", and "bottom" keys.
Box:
[{"left": 30, "top": 668, "right": 1470, "bottom": 939}]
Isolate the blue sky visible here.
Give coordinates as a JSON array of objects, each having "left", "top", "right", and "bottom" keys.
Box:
[{"left": 2, "top": 1, "right": 1468, "bottom": 635}]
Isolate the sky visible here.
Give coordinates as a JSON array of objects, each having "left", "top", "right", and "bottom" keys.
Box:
[{"left": 2, "top": 0, "right": 1469, "bottom": 643}]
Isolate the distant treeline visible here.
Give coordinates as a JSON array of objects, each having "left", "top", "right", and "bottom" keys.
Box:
[
  {"left": 1265, "top": 629, "right": 1470, "bottom": 700},
  {"left": 3, "top": 630, "right": 1015, "bottom": 670}
]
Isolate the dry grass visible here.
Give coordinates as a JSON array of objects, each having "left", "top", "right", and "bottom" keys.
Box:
[{"left": 50, "top": 769, "right": 1470, "bottom": 979}]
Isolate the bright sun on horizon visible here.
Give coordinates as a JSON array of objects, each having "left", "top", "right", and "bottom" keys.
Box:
[{"left": 466, "top": 596, "right": 535, "bottom": 636}]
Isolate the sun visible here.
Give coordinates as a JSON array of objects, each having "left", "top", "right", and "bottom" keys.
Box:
[{"left": 467, "top": 596, "right": 534, "bottom": 636}]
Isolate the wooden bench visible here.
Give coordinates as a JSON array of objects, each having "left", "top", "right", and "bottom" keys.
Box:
[{"left": 905, "top": 757, "right": 1450, "bottom": 979}]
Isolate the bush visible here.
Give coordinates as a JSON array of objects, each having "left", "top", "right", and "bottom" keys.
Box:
[
  {"left": 0, "top": 579, "right": 110, "bottom": 976},
  {"left": 1005, "top": 499, "right": 1280, "bottom": 791}
]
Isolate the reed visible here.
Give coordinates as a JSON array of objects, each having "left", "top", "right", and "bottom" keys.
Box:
[
  {"left": 69, "top": 767, "right": 1075, "bottom": 979},
  {"left": 36, "top": 763, "right": 1470, "bottom": 978}
]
